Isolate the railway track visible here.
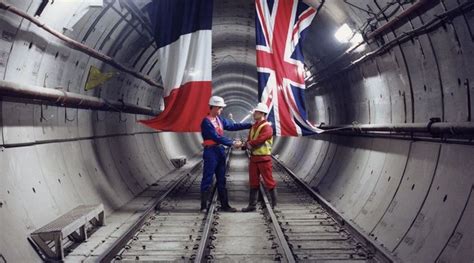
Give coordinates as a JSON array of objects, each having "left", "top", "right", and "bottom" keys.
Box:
[
  {"left": 114, "top": 165, "right": 206, "bottom": 261},
  {"left": 200, "top": 150, "right": 290, "bottom": 262},
  {"left": 99, "top": 150, "right": 395, "bottom": 262},
  {"left": 270, "top": 164, "right": 373, "bottom": 261}
]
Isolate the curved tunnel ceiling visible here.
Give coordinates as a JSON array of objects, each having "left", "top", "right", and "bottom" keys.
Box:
[
  {"left": 212, "top": 0, "right": 256, "bottom": 117},
  {"left": 0, "top": 0, "right": 473, "bottom": 262}
]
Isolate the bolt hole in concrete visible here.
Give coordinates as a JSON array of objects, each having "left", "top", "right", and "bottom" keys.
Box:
[
  {"left": 0, "top": 201, "right": 3, "bottom": 208},
  {"left": 443, "top": 195, "right": 448, "bottom": 202},
  {"left": 411, "top": 184, "right": 415, "bottom": 190}
]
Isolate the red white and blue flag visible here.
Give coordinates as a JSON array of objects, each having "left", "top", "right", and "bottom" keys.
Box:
[
  {"left": 139, "top": 0, "right": 213, "bottom": 132},
  {"left": 256, "top": 0, "right": 323, "bottom": 136}
]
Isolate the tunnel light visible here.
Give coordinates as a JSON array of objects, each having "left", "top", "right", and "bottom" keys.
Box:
[
  {"left": 352, "top": 33, "right": 366, "bottom": 52},
  {"left": 335, "top": 23, "right": 366, "bottom": 52},
  {"left": 334, "top": 23, "right": 363, "bottom": 45},
  {"left": 334, "top": 24, "right": 353, "bottom": 43},
  {"left": 351, "top": 32, "right": 363, "bottom": 44}
]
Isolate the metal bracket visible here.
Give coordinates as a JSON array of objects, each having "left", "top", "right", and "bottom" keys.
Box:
[
  {"left": 64, "top": 107, "right": 77, "bottom": 122},
  {"left": 119, "top": 111, "right": 127, "bottom": 122},
  {"left": 427, "top": 117, "right": 442, "bottom": 137}
]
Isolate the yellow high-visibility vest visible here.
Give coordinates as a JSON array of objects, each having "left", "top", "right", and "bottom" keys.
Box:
[{"left": 250, "top": 121, "right": 273, "bottom": 156}]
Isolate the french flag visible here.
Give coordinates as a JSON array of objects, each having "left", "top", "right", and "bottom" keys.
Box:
[{"left": 139, "top": 0, "right": 213, "bottom": 132}]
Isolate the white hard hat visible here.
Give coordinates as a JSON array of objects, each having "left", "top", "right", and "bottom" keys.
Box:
[
  {"left": 209, "top": 96, "right": 227, "bottom": 107},
  {"left": 253, "top": 102, "right": 269, "bottom": 114}
]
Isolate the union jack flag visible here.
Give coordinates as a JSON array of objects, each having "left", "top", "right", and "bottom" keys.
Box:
[{"left": 256, "top": 0, "right": 323, "bottom": 136}]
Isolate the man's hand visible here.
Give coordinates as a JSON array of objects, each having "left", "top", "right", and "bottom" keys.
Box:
[
  {"left": 233, "top": 140, "right": 243, "bottom": 149},
  {"left": 246, "top": 142, "right": 253, "bottom": 150},
  {"left": 240, "top": 140, "right": 247, "bottom": 150}
]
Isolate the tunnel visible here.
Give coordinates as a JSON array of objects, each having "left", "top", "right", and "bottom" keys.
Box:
[{"left": 0, "top": 0, "right": 473, "bottom": 262}]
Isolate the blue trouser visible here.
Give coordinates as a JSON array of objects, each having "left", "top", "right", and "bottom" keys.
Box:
[{"left": 201, "top": 146, "right": 227, "bottom": 193}]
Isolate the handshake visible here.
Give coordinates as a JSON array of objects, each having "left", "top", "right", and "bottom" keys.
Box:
[
  {"left": 232, "top": 139, "right": 244, "bottom": 149},
  {"left": 232, "top": 139, "right": 252, "bottom": 150}
]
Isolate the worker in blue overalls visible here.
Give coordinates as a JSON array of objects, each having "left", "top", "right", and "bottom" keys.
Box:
[{"left": 200, "top": 96, "right": 252, "bottom": 212}]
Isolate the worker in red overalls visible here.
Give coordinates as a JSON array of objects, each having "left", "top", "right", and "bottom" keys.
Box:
[
  {"left": 242, "top": 103, "right": 276, "bottom": 212},
  {"left": 200, "top": 96, "right": 252, "bottom": 212}
]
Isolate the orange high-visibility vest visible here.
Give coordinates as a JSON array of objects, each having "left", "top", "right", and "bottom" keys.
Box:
[{"left": 250, "top": 121, "right": 272, "bottom": 155}]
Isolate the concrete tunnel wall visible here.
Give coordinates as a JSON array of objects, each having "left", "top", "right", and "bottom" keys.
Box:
[
  {"left": 0, "top": 0, "right": 473, "bottom": 262},
  {"left": 273, "top": 1, "right": 474, "bottom": 262},
  {"left": 0, "top": 1, "right": 203, "bottom": 261}
]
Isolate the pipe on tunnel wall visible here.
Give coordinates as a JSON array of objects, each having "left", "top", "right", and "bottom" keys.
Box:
[
  {"left": 0, "top": 1, "right": 205, "bottom": 260},
  {"left": 276, "top": 0, "right": 474, "bottom": 261},
  {"left": 0, "top": 80, "right": 159, "bottom": 116},
  {"left": 0, "top": 1, "right": 162, "bottom": 89},
  {"left": 365, "top": 0, "right": 430, "bottom": 40},
  {"left": 307, "top": 0, "right": 474, "bottom": 88},
  {"left": 321, "top": 121, "right": 474, "bottom": 137}
]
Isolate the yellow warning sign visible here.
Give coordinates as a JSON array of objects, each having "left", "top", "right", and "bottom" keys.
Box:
[{"left": 84, "top": 66, "right": 116, "bottom": 91}]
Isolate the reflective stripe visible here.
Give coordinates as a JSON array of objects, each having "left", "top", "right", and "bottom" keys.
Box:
[
  {"left": 250, "top": 121, "right": 273, "bottom": 156},
  {"left": 202, "top": 116, "right": 224, "bottom": 146}
]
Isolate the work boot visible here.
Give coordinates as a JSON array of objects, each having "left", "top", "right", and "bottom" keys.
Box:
[
  {"left": 257, "top": 190, "right": 264, "bottom": 203},
  {"left": 218, "top": 189, "right": 237, "bottom": 212},
  {"left": 269, "top": 188, "right": 277, "bottom": 209},
  {"left": 241, "top": 188, "right": 258, "bottom": 212},
  {"left": 200, "top": 191, "right": 210, "bottom": 213}
]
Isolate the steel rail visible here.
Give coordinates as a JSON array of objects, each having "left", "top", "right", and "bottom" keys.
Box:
[
  {"left": 97, "top": 161, "right": 203, "bottom": 262},
  {"left": 242, "top": 149, "right": 296, "bottom": 262},
  {"left": 194, "top": 148, "right": 232, "bottom": 262},
  {"left": 259, "top": 184, "right": 296, "bottom": 263},
  {"left": 272, "top": 156, "right": 397, "bottom": 263}
]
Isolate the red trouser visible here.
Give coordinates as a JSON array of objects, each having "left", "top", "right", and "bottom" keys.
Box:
[{"left": 249, "top": 160, "right": 276, "bottom": 190}]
